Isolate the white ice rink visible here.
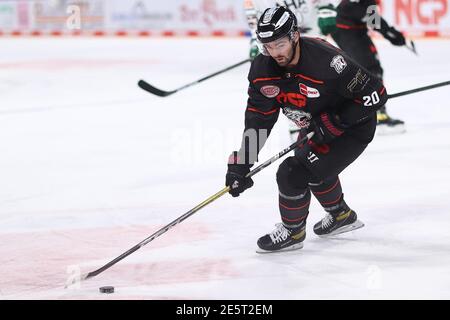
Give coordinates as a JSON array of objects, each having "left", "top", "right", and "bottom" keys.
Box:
[{"left": 1, "top": 36, "right": 450, "bottom": 300}]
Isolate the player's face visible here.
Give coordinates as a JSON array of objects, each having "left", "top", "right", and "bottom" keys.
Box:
[{"left": 264, "top": 36, "right": 295, "bottom": 67}]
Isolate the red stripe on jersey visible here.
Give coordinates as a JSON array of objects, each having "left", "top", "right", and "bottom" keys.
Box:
[
  {"left": 253, "top": 77, "right": 282, "bottom": 84},
  {"left": 336, "top": 23, "right": 366, "bottom": 30},
  {"left": 247, "top": 107, "right": 278, "bottom": 115},
  {"left": 295, "top": 74, "right": 324, "bottom": 84}
]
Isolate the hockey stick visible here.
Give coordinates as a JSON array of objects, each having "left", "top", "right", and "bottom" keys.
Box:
[
  {"left": 66, "top": 132, "right": 314, "bottom": 286},
  {"left": 388, "top": 80, "right": 450, "bottom": 99},
  {"left": 405, "top": 39, "right": 418, "bottom": 55},
  {"left": 138, "top": 58, "right": 251, "bottom": 97}
]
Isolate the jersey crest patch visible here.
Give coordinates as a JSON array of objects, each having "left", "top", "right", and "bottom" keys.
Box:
[
  {"left": 330, "top": 55, "right": 347, "bottom": 74},
  {"left": 283, "top": 107, "right": 311, "bottom": 129}
]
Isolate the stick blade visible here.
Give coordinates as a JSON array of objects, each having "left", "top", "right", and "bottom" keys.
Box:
[
  {"left": 411, "top": 40, "right": 418, "bottom": 55},
  {"left": 407, "top": 40, "right": 418, "bottom": 55},
  {"left": 138, "top": 80, "right": 176, "bottom": 97},
  {"left": 64, "top": 272, "right": 89, "bottom": 289}
]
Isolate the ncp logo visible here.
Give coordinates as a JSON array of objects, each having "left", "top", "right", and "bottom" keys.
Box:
[
  {"left": 393, "top": 0, "right": 448, "bottom": 25},
  {"left": 299, "top": 83, "right": 320, "bottom": 98}
]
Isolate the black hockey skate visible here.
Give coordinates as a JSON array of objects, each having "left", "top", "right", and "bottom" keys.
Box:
[
  {"left": 257, "top": 223, "right": 306, "bottom": 253},
  {"left": 313, "top": 201, "right": 364, "bottom": 237},
  {"left": 376, "top": 108, "right": 406, "bottom": 135}
]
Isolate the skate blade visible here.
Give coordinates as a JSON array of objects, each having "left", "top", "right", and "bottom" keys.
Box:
[
  {"left": 256, "top": 242, "right": 304, "bottom": 254},
  {"left": 318, "top": 220, "right": 365, "bottom": 238},
  {"left": 376, "top": 124, "right": 406, "bottom": 136}
]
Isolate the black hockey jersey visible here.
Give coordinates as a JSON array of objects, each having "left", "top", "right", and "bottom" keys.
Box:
[
  {"left": 336, "top": 0, "right": 378, "bottom": 29},
  {"left": 241, "top": 37, "right": 387, "bottom": 158}
]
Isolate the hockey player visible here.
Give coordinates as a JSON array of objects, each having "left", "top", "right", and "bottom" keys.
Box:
[
  {"left": 244, "top": 0, "right": 338, "bottom": 141},
  {"left": 225, "top": 7, "right": 388, "bottom": 253},
  {"left": 329, "top": 0, "right": 406, "bottom": 134},
  {"left": 245, "top": 0, "right": 337, "bottom": 58}
]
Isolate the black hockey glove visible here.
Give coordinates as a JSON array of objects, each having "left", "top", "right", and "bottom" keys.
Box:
[
  {"left": 382, "top": 26, "right": 406, "bottom": 46},
  {"left": 309, "top": 112, "right": 345, "bottom": 145},
  {"left": 295, "top": 127, "right": 311, "bottom": 149},
  {"left": 225, "top": 151, "right": 254, "bottom": 197}
]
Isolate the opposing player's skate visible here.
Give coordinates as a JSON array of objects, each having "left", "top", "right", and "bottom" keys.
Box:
[{"left": 376, "top": 107, "right": 406, "bottom": 135}]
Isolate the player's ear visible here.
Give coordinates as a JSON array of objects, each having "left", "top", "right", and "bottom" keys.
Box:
[{"left": 293, "top": 31, "right": 300, "bottom": 42}]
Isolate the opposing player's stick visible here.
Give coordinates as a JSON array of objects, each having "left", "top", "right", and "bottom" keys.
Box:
[
  {"left": 138, "top": 58, "right": 251, "bottom": 97},
  {"left": 66, "top": 132, "right": 314, "bottom": 287},
  {"left": 389, "top": 80, "right": 450, "bottom": 99},
  {"left": 405, "top": 40, "right": 418, "bottom": 55}
]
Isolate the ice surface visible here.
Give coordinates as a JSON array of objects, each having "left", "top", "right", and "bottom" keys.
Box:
[{"left": 0, "top": 37, "right": 450, "bottom": 299}]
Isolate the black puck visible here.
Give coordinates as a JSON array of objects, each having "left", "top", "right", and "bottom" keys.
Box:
[{"left": 99, "top": 286, "right": 114, "bottom": 294}]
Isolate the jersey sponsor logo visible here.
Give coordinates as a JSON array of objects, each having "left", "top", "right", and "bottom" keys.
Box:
[
  {"left": 276, "top": 92, "right": 306, "bottom": 108},
  {"left": 260, "top": 85, "right": 280, "bottom": 98},
  {"left": 299, "top": 83, "right": 320, "bottom": 98},
  {"left": 282, "top": 107, "right": 311, "bottom": 129},
  {"left": 347, "top": 68, "right": 370, "bottom": 93},
  {"left": 330, "top": 55, "right": 347, "bottom": 74}
]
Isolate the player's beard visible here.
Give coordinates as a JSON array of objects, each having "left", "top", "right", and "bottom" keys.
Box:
[{"left": 274, "top": 42, "right": 297, "bottom": 67}]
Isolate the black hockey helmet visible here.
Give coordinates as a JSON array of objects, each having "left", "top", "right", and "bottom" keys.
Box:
[{"left": 256, "top": 6, "right": 298, "bottom": 44}]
